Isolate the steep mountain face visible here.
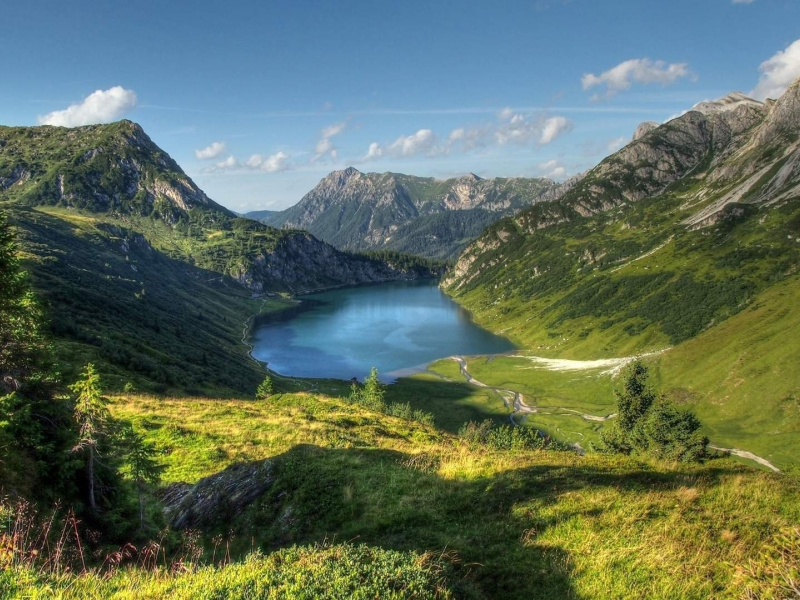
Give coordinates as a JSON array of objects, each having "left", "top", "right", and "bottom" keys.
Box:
[
  {"left": 0, "top": 121, "right": 232, "bottom": 219},
  {"left": 265, "top": 168, "right": 561, "bottom": 259},
  {"left": 448, "top": 79, "right": 800, "bottom": 293},
  {"left": 0, "top": 121, "right": 436, "bottom": 391},
  {"left": 442, "top": 79, "right": 800, "bottom": 462}
]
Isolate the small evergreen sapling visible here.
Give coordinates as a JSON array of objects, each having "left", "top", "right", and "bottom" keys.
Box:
[{"left": 256, "top": 375, "right": 274, "bottom": 399}]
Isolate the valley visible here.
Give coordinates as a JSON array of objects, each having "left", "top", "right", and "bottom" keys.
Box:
[{"left": 3, "top": 45, "right": 800, "bottom": 598}]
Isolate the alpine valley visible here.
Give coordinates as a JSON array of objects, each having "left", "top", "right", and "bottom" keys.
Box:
[{"left": 3, "top": 67, "right": 800, "bottom": 600}]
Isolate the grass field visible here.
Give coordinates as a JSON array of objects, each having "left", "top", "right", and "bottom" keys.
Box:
[{"left": 90, "top": 391, "right": 800, "bottom": 598}]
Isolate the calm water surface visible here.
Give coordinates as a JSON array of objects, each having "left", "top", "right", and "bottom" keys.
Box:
[{"left": 250, "top": 280, "right": 514, "bottom": 381}]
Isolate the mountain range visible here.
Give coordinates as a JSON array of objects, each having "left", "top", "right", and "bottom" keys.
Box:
[{"left": 253, "top": 169, "right": 571, "bottom": 259}]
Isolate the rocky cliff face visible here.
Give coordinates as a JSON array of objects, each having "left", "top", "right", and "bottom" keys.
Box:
[
  {"left": 266, "top": 168, "right": 561, "bottom": 258},
  {"left": 234, "top": 231, "right": 438, "bottom": 294}
]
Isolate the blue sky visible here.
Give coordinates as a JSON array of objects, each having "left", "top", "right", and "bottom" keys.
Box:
[{"left": 3, "top": 0, "right": 800, "bottom": 212}]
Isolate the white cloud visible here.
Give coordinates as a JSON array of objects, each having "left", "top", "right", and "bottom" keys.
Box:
[
  {"left": 215, "top": 155, "right": 237, "bottom": 169},
  {"left": 388, "top": 129, "right": 438, "bottom": 157},
  {"left": 313, "top": 121, "right": 347, "bottom": 162},
  {"left": 260, "top": 152, "right": 291, "bottom": 173},
  {"left": 750, "top": 38, "right": 800, "bottom": 101},
  {"left": 607, "top": 136, "right": 627, "bottom": 152},
  {"left": 495, "top": 113, "right": 572, "bottom": 146},
  {"left": 537, "top": 159, "right": 567, "bottom": 179},
  {"left": 732, "top": 0, "right": 754, "bottom": 4},
  {"left": 539, "top": 116, "right": 572, "bottom": 145},
  {"left": 38, "top": 86, "right": 137, "bottom": 127},
  {"left": 202, "top": 151, "right": 292, "bottom": 174},
  {"left": 582, "top": 59, "right": 692, "bottom": 100},
  {"left": 195, "top": 141, "right": 227, "bottom": 160},
  {"left": 213, "top": 151, "right": 291, "bottom": 173},
  {"left": 361, "top": 142, "right": 384, "bottom": 162}
]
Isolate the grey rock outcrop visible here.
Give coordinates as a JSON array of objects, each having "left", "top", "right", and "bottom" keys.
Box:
[{"left": 161, "top": 460, "right": 275, "bottom": 529}]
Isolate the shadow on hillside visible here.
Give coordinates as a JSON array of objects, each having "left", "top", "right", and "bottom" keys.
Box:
[
  {"left": 387, "top": 376, "right": 511, "bottom": 434},
  {"left": 175, "top": 443, "right": 747, "bottom": 599},
  {"left": 10, "top": 206, "right": 265, "bottom": 396}
]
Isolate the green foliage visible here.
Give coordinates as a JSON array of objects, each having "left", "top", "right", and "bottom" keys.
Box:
[
  {"left": 601, "top": 361, "right": 708, "bottom": 462},
  {"left": 70, "top": 364, "right": 109, "bottom": 451},
  {"left": 458, "top": 418, "right": 569, "bottom": 451},
  {"left": 4, "top": 543, "right": 454, "bottom": 599},
  {"left": 117, "top": 423, "right": 164, "bottom": 530},
  {"left": 255, "top": 375, "right": 274, "bottom": 399},
  {"left": 353, "top": 248, "right": 448, "bottom": 273},
  {"left": 347, "top": 368, "right": 435, "bottom": 427},
  {"left": 0, "top": 210, "right": 44, "bottom": 393},
  {"left": 615, "top": 360, "right": 656, "bottom": 434}
]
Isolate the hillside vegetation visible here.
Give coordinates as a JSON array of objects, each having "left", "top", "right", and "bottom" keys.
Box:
[
  {"left": 5, "top": 390, "right": 799, "bottom": 599},
  {"left": 442, "top": 80, "right": 800, "bottom": 468}
]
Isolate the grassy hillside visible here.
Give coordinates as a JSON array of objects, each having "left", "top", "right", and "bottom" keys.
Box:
[
  {"left": 6, "top": 390, "right": 797, "bottom": 599},
  {"left": 440, "top": 85, "right": 800, "bottom": 468}
]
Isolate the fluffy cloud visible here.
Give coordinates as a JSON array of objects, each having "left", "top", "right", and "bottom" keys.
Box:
[
  {"left": 38, "top": 86, "right": 137, "bottom": 127},
  {"left": 495, "top": 110, "right": 572, "bottom": 146},
  {"left": 362, "top": 142, "right": 384, "bottom": 162},
  {"left": 313, "top": 121, "right": 347, "bottom": 162},
  {"left": 539, "top": 116, "right": 572, "bottom": 145},
  {"left": 388, "top": 129, "right": 438, "bottom": 157},
  {"left": 582, "top": 59, "right": 692, "bottom": 100},
  {"left": 732, "top": 0, "right": 754, "bottom": 4},
  {"left": 537, "top": 159, "right": 567, "bottom": 179},
  {"left": 195, "top": 141, "right": 227, "bottom": 160},
  {"left": 245, "top": 151, "right": 291, "bottom": 173},
  {"left": 203, "top": 151, "right": 292, "bottom": 174},
  {"left": 357, "top": 111, "right": 572, "bottom": 164},
  {"left": 750, "top": 38, "right": 800, "bottom": 101},
  {"left": 214, "top": 155, "right": 237, "bottom": 170}
]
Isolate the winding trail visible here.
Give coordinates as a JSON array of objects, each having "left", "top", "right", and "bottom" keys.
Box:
[
  {"left": 708, "top": 446, "right": 780, "bottom": 472},
  {"left": 449, "top": 356, "right": 781, "bottom": 472}
]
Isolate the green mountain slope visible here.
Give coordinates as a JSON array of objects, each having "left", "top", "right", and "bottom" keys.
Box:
[
  {"left": 442, "top": 79, "right": 800, "bottom": 466},
  {"left": 0, "top": 121, "right": 436, "bottom": 392},
  {"left": 266, "top": 168, "right": 564, "bottom": 259}
]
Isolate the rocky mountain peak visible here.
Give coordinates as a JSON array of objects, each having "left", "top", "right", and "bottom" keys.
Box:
[
  {"left": 632, "top": 121, "right": 659, "bottom": 141},
  {"left": 323, "top": 166, "right": 363, "bottom": 188},
  {"left": 459, "top": 172, "right": 483, "bottom": 183},
  {"left": 691, "top": 92, "right": 763, "bottom": 116}
]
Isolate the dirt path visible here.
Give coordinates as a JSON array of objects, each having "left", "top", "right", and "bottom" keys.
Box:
[
  {"left": 449, "top": 356, "right": 780, "bottom": 472},
  {"left": 708, "top": 445, "right": 780, "bottom": 472}
]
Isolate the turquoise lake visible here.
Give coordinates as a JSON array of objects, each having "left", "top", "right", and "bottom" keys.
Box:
[{"left": 250, "top": 280, "right": 515, "bottom": 381}]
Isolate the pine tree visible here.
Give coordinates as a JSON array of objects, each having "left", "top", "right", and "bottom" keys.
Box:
[
  {"left": 256, "top": 375, "right": 274, "bottom": 399},
  {"left": 0, "top": 211, "right": 44, "bottom": 393},
  {"left": 70, "top": 364, "right": 110, "bottom": 511},
  {"left": 120, "top": 426, "right": 163, "bottom": 528}
]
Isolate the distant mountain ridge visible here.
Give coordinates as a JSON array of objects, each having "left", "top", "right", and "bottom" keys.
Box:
[{"left": 262, "top": 168, "right": 565, "bottom": 259}]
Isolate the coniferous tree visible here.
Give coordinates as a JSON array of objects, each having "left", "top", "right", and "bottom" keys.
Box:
[
  {"left": 119, "top": 425, "right": 163, "bottom": 528},
  {"left": 70, "top": 364, "right": 110, "bottom": 511},
  {"left": 0, "top": 211, "right": 44, "bottom": 393}
]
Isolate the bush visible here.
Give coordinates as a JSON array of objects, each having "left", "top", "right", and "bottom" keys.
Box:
[
  {"left": 348, "top": 368, "right": 435, "bottom": 427},
  {"left": 458, "top": 419, "right": 568, "bottom": 451}
]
